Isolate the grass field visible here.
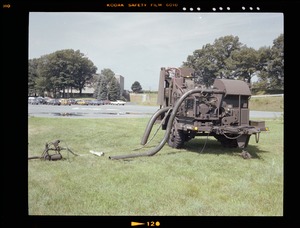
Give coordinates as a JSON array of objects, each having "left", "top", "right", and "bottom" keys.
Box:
[
  {"left": 28, "top": 115, "right": 283, "bottom": 216},
  {"left": 249, "top": 96, "right": 284, "bottom": 112}
]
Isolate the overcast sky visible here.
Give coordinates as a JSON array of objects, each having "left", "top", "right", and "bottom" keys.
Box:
[{"left": 29, "top": 12, "right": 283, "bottom": 91}]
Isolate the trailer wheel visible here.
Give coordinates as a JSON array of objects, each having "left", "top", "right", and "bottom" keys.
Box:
[
  {"left": 214, "top": 135, "right": 238, "bottom": 148},
  {"left": 168, "top": 126, "right": 186, "bottom": 149}
]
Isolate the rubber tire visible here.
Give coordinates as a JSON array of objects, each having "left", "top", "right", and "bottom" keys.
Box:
[{"left": 168, "top": 128, "right": 186, "bottom": 149}]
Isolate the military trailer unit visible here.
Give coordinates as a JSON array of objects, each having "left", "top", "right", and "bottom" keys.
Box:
[{"left": 109, "top": 67, "right": 268, "bottom": 160}]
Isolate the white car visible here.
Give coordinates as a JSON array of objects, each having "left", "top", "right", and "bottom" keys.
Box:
[{"left": 110, "top": 100, "right": 126, "bottom": 105}]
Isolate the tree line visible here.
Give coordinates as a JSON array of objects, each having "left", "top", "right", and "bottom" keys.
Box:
[
  {"left": 182, "top": 34, "right": 283, "bottom": 91},
  {"left": 28, "top": 49, "right": 97, "bottom": 98},
  {"left": 28, "top": 49, "right": 142, "bottom": 99},
  {"left": 28, "top": 34, "right": 283, "bottom": 98}
]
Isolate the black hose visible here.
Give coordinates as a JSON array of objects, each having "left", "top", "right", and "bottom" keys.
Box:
[
  {"left": 140, "top": 106, "right": 171, "bottom": 145},
  {"left": 28, "top": 156, "right": 42, "bottom": 160},
  {"left": 109, "top": 88, "right": 223, "bottom": 160}
]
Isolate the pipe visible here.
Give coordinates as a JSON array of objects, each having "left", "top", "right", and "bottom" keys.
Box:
[
  {"left": 140, "top": 106, "right": 171, "bottom": 145},
  {"left": 109, "top": 88, "right": 223, "bottom": 160},
  {"left": 28, "top": 156, "right": 42, "bottom": 160}
]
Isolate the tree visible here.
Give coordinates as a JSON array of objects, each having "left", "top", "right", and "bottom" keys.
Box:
[
  {"left": 94, "top": 68, "right": 121, "bottom": 100},
  {"left": 28, "top": 58, "right": 40, "bottom": 96},
  {"left": 229, "top": 46, "right": 260, "bottom": 83},
  {"left": 67, "top": 50, "right": 97, "bottom": 95},
  {"left": 266, "top": 34, "right": 284, "bottom": 89},
  {"left": 98, "top": 78, "right": 108, "bottom": 100},
  {"left": 182, "top": 34, "right": 283, "bottom": 91},
  {"left": 131, "top": 81, "right": 143, "bottom": 93},
  {"left": 108, "top": 78, "right": 120, "bottom": 101},
  {"left": 212, "top": 35, "right": 242, "bottom": 78},
  {"left": 101, "top": 68, "right": 115, "bottom": 82},
  {"left": 183, "top": 35, "right": 242, "bottom": 86},
  {"left": 183, "top": 45, "right": 218, "bottom": 86},
  {"left": 253, "top": 34, "right": 284, "bottom": 91},
  {"left": 93, "top": 75, "right": 101, "bottom": 98},
  {"left": 28, "top": 49, "right": 97, "bottom": 97}
]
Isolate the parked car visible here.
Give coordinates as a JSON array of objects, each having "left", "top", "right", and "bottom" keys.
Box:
[
  {"left": 110, "top": 100, "right": 126, "bottom": 105},
  {"left": 36, "top": 96, "right": 47, "bottom": 104},
  {"left": 43, "top": 97, "right": 52, "bottom": 104},
  {"left": 47, "top": 99, "right": 61, "bottom": 105},
  {"left": 101, "top": 100, "right": 111, "bottom": 105},
  {"left": 88, "top": 99, "right": 103, "bottom": 105},
  {"left": 28, "top": 96, "right": 46, "bottom": 105},
  {"left": 60, "top": 99, "right": 71, "bottom": 105},
  {"left": 28, "top": 97, "right": 39, "bottom": 105},
  {"left": 68, "top": 98, "right": 77, "bottom": 105},
  {"left": 76, "top": 99, "right": 89, "bottom": 105}
]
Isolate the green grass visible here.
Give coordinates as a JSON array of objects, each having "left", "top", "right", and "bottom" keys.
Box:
[
  {"left": 250, "top": 96, "right": 284, "bottom": 112},
  {"left": 28, "top": 117, "right": 283, "bottom": 216}
]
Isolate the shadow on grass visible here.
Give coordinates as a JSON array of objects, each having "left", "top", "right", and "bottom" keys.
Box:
[
  {"left": 165, "top": 138, "right": 269, "bottom": 159},
  {"left": 111, "top": 137, "right": 269, "bottom": 161}
]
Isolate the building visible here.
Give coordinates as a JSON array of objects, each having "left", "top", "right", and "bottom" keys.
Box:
[{"left": 115, "top": 74, "right": 124, "bottom": 95}]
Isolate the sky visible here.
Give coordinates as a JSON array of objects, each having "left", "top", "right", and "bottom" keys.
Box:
[{"left": 29, "top": 12, "right": 283, "bottom": 91}]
